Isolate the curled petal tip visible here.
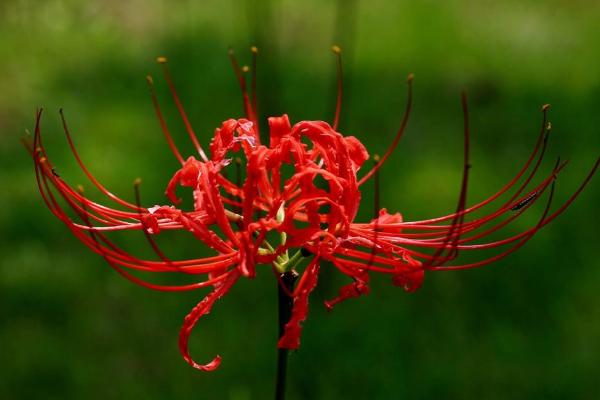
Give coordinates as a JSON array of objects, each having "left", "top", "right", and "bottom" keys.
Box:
[
  {"left": 190, "top": 355, "right": 222, "bottom": 372},
  {"left": 277, "top": 335, "right": 300, "bottom": 350},
  {"left": 324, "top": 280, "right": 370, "bottom": 311},
  {"left": 393, "top": 270, "right": 424, "bottom": 292}
]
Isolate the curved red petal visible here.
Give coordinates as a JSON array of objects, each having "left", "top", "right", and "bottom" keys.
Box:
[{"left": 179, "top": 271, "right": 240, "bottom": 371}]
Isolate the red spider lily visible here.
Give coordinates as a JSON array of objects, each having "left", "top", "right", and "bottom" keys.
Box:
[{"left": 26, "top": 47, "right": 598, "bottom": 372}]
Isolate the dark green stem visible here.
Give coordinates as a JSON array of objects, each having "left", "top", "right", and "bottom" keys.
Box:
[{"left": 275, "top": 270, "right": 298, "bottom": 400}]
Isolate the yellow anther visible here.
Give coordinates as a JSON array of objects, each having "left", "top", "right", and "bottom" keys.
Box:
[
  {"left": 156, "top": 56, "right": 168, "bottom": 64},
  {"left": 331, "top": 45, "right": 341, "bottom": 54}
]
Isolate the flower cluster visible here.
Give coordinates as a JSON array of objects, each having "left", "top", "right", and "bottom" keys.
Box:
[{"left": 27, "top": 48, "right": 598, "bottom": 371}]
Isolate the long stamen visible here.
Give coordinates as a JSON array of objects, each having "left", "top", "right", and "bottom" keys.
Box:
[
  {"left": 251, "top": 46, "right": 259, "bottom": 129},
  {"left": 228, "top": 47, "right": 255, "bottom": 121},
  {"left": 427, "top": 91, "right": 471, "bottom": 267},
  {"left": 404, "top": 104, "right": 551, "bottom": 226},
  {"left": 37, "top": 112, "right": 141, "bottom": 225},
  {"left": 358, "top": 73, "right": 413, "bottom": 185},
  {"left": 503, "top": 119, "right": 552, "bottom": 206},
  {"left": 331, "top": 45, "right": 343, "bottom": 131},
  {"left": 536, "top": 156, "right": 599, "bottom": 230},
  {"left": 386, "top": 120, "right": 554, "bottom": 242},
  {"left": 430, "top": 177, "right": 558, "bottom": 271},
  {"left": 452, "top": 92, "right": 471, "bottom": 252},
  {"left": 366, "top": 154, "right": 381, "bottom": 270},
  {"left": 59, "top": 109, "right": 141, "bottom": 211},
  {"left": 451, "top": 165, "right": 559, "bottom": 246},
  {"left": 397, "top": 159, "right": 563, "bottom": 254},
  {"left": 75, "top": 186, "right": 233, "bottom": 286},
  {"left": 33, "top": 119, "right": 137, "bottom": 224},
  {"left": 357, "top": 157, "right": 565, "bottom": 252},
  {"left": 146, "top": 75, "right": 185, "bottom": 164},
  {"left": 157, "top": 57, "right": 208, "bottom": 161},
  {"left": 32, "top": 123, "right": 236, "bottom": 273},
  {"left": 404, "top": 115, "right": 554, "bottom": 240}
]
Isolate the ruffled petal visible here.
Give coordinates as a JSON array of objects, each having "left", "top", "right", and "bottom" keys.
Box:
[
  {"left": 277, "top": 258, "right": 320, "bottom": 349},
  {"left": 268, "top": 114, "right": 292, "bottom": 147},
  {"left": 344, "top": 135, "right": 369, "bottom": 169},
  {"left": 392, "top": 268, "right": 424, "bottom": 292},
  {"left": 324, "top": 275, "right": 370, "bottom": 311},
  {"left": 179, "top": 271, "right": 240, "bottom": 371}
]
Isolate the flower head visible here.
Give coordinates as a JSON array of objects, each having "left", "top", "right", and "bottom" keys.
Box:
[{"left": 26, "top": 47, "right": 598, "bottom": 371}]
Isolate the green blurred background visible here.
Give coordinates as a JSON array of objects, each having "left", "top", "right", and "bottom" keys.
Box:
[{"left": 1, "top": 0, "right": 599, "bottom": 398}]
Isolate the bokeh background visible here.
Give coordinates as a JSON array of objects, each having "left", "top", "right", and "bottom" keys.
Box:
[{"left": 1, "top": 0, "right": 599, "bottom": 399}]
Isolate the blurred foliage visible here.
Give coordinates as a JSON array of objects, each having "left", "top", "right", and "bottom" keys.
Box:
[{"left": 1, "top": 0, "right": 599, "bottom": 399}]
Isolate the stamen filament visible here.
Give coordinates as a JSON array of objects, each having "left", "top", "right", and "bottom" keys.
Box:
[
  {"left": 331, "top": 45, "right": 343, "bottom": 131},
  {"left": 358, "top": 74, "right": 413, "bottom": 185},
  {"left": 146, "top": 75, "right": 185, "bottom": 164},
  {"left": 157, "top": 57, "right": 208, "bottom": 161}
]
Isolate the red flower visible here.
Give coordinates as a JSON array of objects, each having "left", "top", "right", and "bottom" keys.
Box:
[{"left": 26, "top": 48, "right": 598, "bottom": 371}]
